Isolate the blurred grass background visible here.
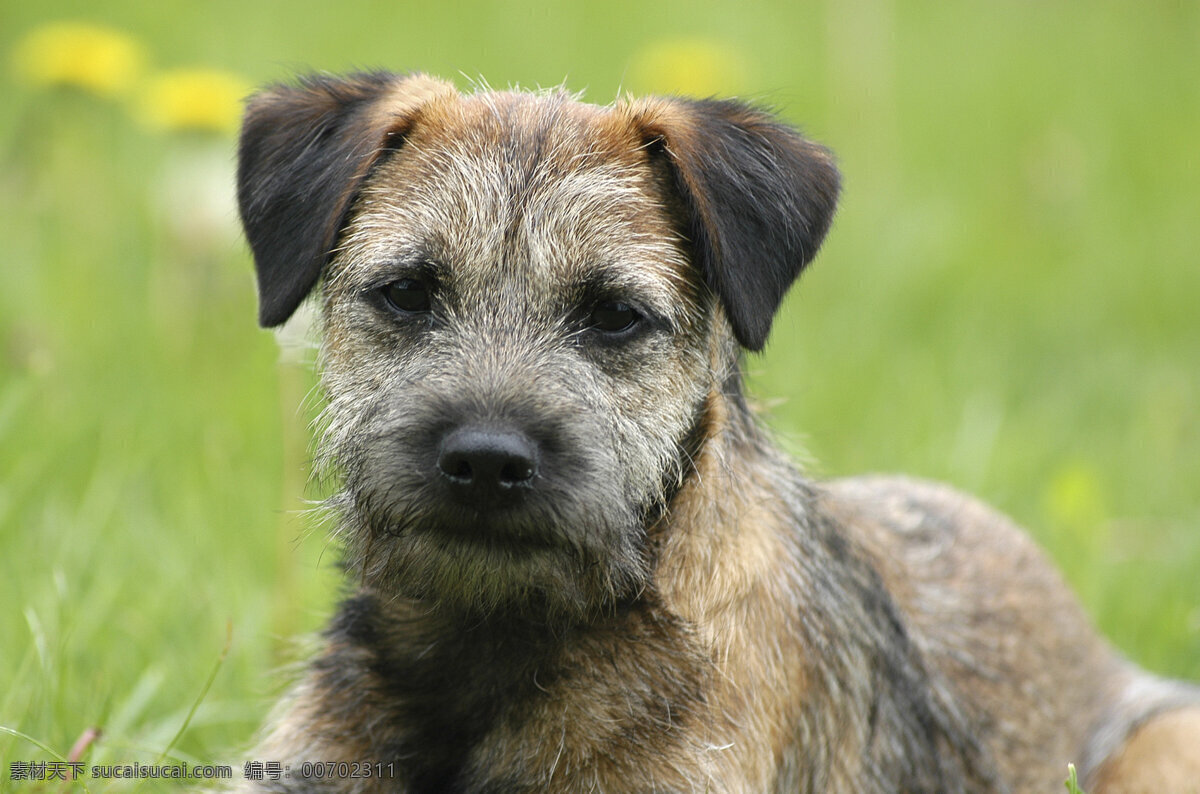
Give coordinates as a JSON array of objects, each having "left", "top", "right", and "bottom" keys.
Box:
[{"left": 1, "top": 0, "right": 1197, "bottom": 786}]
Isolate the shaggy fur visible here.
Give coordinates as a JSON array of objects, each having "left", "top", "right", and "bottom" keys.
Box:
[{"left": 234, "top": 72, "right": 1200, "bottom": 793}]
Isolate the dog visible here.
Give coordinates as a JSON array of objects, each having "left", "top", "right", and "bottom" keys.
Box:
[{"left": 233, "top": 72, "right": 1200, "bottom": 792}]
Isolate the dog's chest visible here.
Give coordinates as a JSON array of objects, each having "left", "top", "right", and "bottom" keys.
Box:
[{"left": 332, "top": 595, "right": 726, "bottom": 792}]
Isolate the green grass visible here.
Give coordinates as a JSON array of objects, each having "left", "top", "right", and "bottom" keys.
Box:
[
  {"left": 2, "top": 0, "right": 1198, "bottom": 788},
  {"left": 1065, "top": 763, "right": 1088, "bottom": 794}
]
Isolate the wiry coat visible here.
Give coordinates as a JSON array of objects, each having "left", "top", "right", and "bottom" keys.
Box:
[{"left": 234, "top": 73, "right": 1200, "bottom": 793}]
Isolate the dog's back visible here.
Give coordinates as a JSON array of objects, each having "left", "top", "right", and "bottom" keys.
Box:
[{"left": 823, "top": 476, "right": 1200, "bottom": 792}]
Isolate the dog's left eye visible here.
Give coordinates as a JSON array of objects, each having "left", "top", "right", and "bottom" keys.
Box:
[
  {"left": 380, "top": 279, "right": 431, "bottom": 314},
  {"left": 590, "top": 301, "right": 640, "bottom": 334}
]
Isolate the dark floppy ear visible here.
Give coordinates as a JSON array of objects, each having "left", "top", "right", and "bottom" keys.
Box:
[
  {"left": 627, "top": 97, "right": 840, "bottom": 351},
  {"left": 236, "top": 71, "right": 456, "bottom": 327}
]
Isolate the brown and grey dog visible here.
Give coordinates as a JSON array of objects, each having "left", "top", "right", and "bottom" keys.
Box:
[{"left": 234, "top": 72, "right": 1200, "bottom": 793}]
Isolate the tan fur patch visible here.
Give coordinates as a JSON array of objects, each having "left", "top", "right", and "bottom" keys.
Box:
[{"left": 1091, "top": 707, "right": 1200, "bottom": 794}]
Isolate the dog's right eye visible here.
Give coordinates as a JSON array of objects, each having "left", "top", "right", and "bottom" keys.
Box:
[{"left": 380, "top": 279, "right": 431, "bottom": 314}]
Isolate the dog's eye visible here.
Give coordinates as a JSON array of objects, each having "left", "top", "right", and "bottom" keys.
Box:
[
  {"left": 590, "top": 301, "right": 640, "bottom": 334},
  {"left": 380, "top": 279, "right": 431, "bottom": 314}
]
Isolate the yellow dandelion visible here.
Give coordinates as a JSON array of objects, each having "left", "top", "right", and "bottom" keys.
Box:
[
  {"left": 138, "top": 68, "right": 251, "bottom": 135},
  {"left": 11, "top": 21, "right": 144, "bottom": 96},
  {"left": 1044, "top": 463, "right": 1109, "bottom": 540},
  {"left": 626, "top": 37, "right": 749, "bottom": 97}
]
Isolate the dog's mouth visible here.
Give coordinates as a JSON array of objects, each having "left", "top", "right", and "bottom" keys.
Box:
[
  {"left": 400, "top": 506, "right": 563, "bottom": 551},
  {"left": 355, "top": 492, "right": 647, "bottom": 619}
]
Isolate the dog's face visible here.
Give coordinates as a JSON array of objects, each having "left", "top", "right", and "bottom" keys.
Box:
[
  {"left": 323, "top": 93, "right": 716, "bottom": 617},
  {"left": 237, "top": 73, "right": 839, "bottom": 619}
]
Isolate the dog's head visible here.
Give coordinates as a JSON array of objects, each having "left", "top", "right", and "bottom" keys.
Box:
[{"left": 237, "top": 72, "right": 839, "bottom": 619}]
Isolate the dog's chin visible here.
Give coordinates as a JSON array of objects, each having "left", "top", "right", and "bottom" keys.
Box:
[{"left": 352, "top": 504, "right": 650, "bottom": 622}]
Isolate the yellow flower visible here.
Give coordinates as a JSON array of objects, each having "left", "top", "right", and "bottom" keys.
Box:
[
  {"left": 627, "top": 38, "right": 749, "bottom": 97},
  {"left": 11, "top": 21, "right": 144, "bottom": 96},
  {"left": 138, "top": 68, "right": 251, "bottom": 135},
  {"left": 1045, "top": 463, "right": 1109, "bottom": 539}
]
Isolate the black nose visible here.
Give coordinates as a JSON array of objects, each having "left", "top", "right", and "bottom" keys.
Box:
[{"left": 437, "top": 426, "right": 538, "bottom": 503}]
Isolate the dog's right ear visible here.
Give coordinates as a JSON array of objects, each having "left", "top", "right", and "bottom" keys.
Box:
[{"left": 237, "top": 72, "right": 456, "bottom": 327}]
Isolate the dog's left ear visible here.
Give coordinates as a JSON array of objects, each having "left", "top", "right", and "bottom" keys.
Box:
[
  {"left": 627, "top": 97, "right": 840, "bottom": 351},
  {"left": 237, "top": 71, "right": 456, "bottom": 327}
]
